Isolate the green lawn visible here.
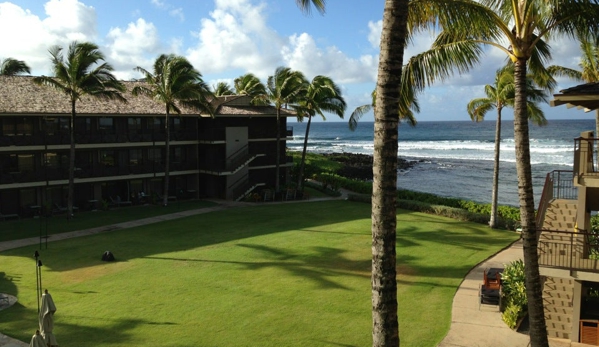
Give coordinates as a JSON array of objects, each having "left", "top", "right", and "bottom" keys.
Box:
[
  {"left": 0, "top": 200, "right": 518, "bottom": 347},
  {"left": 0, "top": 200, "right": 216, "bottom": 243}
]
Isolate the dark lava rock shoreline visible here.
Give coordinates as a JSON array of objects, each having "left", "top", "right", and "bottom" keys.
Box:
[{"left": 321, "top": 152, "right": 418, "bottom": 181}]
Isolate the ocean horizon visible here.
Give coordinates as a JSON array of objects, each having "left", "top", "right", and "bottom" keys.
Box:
[{"left": 288, "top": 118, "right": 595, "bottom": 207}]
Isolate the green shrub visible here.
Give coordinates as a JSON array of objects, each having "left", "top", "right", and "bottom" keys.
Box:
[
  {"left": 502, "top": 303, "right": 523, "bottom": 330},
  {"left": 304, "top": 180, "right": 342, "bottom": 197},
  {"left": 501, "top": 259, "right": 527, "bottom": 329},
  {"left": 292, "top": 151, "right": 521, "bottom": 230}
]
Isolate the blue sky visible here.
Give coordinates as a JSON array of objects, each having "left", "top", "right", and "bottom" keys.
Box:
[{"left": 0, "top": 0, "right": 591, "bottom": 122}]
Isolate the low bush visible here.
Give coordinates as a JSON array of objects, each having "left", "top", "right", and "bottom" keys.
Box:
[
  {"left": 501, "top": 259, "right": 527, "bottom": 329},
  {"left": 304, "top": 180, "right": 342, "bottom": 197},
  {"left": 502, "top": 303, "right": 523, "bottom": 330}
]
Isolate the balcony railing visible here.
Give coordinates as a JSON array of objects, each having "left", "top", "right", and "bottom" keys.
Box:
[
  {"left": 574, "top": 133, "right": 599, "bottom": 179},
  {"left": 538, "top": 229, "right": 599, "bottom": 273},
  {"left": 0, "top": 131, "right": 198, "bottom": 148}
]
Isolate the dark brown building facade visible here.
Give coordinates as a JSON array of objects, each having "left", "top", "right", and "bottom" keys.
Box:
[{"left": 0, "top": 76, "right": 293, "bottom": 216}]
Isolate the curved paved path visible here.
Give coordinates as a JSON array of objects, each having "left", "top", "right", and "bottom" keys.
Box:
[{"left": 438, "top": 239, "right": 592, "bottom": 347}]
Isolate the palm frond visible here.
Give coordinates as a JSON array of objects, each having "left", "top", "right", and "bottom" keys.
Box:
[{"left": 0, "top": 58, "right": 31, "bottom": 76}]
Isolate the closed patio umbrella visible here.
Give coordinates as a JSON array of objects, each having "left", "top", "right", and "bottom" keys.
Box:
[
  {"left": 39, "top": 289, "right": 58, "bottom": 347},
  {"left": 29, "top": 330, "right": 45, "bottom": 347}
]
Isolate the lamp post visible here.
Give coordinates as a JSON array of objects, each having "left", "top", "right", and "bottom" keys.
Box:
[{"left": 34, "top": 251, "right": 40, "bottom": 313}]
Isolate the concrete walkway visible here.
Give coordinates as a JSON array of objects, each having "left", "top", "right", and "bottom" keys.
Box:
[{"left": 438, "top": 239, "right": 592, "bottom": 347}]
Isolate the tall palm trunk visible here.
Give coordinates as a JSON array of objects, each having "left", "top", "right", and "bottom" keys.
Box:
[
  {"left": 371, "top": 0, "right": 408, "bottom": 345},
  {"left": 275, "top": 108, "right": 281, "bottom": 194},
  {"left": 489, "top": 109, "right": 502, "bottom": 228},
  {"left": 297, "top": 115, "right": 312, "bottom": 194},
  {"left": 163, "top": 108, "right": 170, "bottom": 206},
  {"left": 68, "top": 100, "right": 76, "bottom": 219},
  {"left": 513, "top": 59, "right": 548, "bottom": 347}
]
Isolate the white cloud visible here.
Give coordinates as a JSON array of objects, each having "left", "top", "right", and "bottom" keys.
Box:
[
  {"left": 0, "top": 0, "right": 97, "bottom": 75},
  {"left": 151, "top": 0, "right": 184, "bottom": 22},
  {"left": 43, "top": 0, "right": 97, "bottom": 42},
  {"left": 169, "top": 8, "right": 184, "bottom": 22},
  {"left": 186, "top": 0, "right": 377, "bottom": 84},
  {"left": 368, "top": 20, "right": 381, "bottom": 49},
  {"left": 151, "top": 0, "right": 166, "bottom": 9},
  {"left": 105, "top": 18, "right": 162, "bottom": 79},
  {"left": 186, "top": 0, "right": 283, "bottom": 77},
  {"left": 281, "top": 33, "right": 376, "bottom": 84}
]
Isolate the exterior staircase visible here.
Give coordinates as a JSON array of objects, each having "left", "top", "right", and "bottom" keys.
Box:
[
  {"left": 540, "top": 199, "right": 577, "bottom": 232},
  {"left": 543, "top": 276, "right": 574, "bottom": 339},
  {"left": 539, "top": 199, "right": 577, "bottom": 340}
]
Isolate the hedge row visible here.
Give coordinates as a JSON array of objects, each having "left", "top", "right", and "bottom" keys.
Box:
[
  {"left": 347, "top": 193, "right": 519, "bottom": 230},
  {"left": 311, "top": 172, "right": 520, "bottom": 230}
]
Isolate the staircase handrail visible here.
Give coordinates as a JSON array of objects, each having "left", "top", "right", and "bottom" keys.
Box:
[
  {"left": 537, "top": 228, "right": 599, "bottom": 272},
  {"left": 536, "top": 170, "right": 576, "bottom": 235},
  {"left": 226, "top": 144, "right": 249, "bottom": 171}
]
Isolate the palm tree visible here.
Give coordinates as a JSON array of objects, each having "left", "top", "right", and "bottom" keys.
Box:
[
  {"left": 33, "top": 41, "right": 126, "bottom": 218},
  {"left": 0, "top": 58, "right": 31, "bottom": 76},
  {"left": 348, "top": 90, "right": 417, "bottom": 131},
  {"left": 255, "top": 66, "right": 307, "bottom": 194},
  {"left": 548, "top": 35, "right": 599, "bottom": 140},
  {"left": 419, "top": 1, "right": 599, "bottom": 345},
  {"left": 234, "top": 73, "right": 267, "bottom": 103},
  {"left": 212, "top": 81, "right": 235, "bottom": 96},
  {"left": 467, "top": 65, "right": 549, "bottom": 229},
  {"left": 132, "top": 54, "right": 214, "bottom": 206},
  {"left": 295, "top": 75, "right": 346, "bottom": 194},
  {"left": 296, "top": 1, "right": 408, "bottom": 345}
]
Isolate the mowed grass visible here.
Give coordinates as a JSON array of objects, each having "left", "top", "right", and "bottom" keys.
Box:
[
  {"left": 0, "top": 200, "right": 217, "bottom": 243},
  {"left": 0, "top": 200, "right": 518, "bottom": 347}
]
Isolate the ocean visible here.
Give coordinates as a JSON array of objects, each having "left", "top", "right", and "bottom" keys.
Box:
[{"left": 287, "top": 119, "right": 596, "bottom": 207}]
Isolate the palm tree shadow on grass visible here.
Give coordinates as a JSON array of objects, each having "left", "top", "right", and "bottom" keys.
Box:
[
  {"left": 144, "top": 243, "right": 372, "bottom": 290},
  {"left": 0, "top": 302, "right": 166, "bottom": 344}
]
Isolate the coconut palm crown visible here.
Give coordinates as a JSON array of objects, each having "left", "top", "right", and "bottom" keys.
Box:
[
  {"left": 294, "top": 75, "right": 346, "bottom": 193},
  {"left": 413, "top": 0, "right": 599, "bottom": 345},
  {"left": 33, "top": 41, "right": 126, "bottom": 218},
  {"left": 0, "top": 58, "right": 31, "bottom": 76},
  {"left": 132, "top": 54, "right": 214, "bottom": 206}
]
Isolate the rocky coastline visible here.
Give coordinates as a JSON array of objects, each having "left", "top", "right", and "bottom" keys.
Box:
[{"left": 321, "top": 152, "right": 418, "bottom": 181}]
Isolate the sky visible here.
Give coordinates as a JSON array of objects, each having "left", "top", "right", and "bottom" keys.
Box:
[{"left": 0, "top": 0, "right": 592, "bottom": 122}]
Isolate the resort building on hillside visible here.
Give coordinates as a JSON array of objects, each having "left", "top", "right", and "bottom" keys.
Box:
[
  {"left": 0, "top": 75, "right": 294, "bottom": 217},
  {"left": 538, "top": 82, "right": 599, "bottom": 345}
]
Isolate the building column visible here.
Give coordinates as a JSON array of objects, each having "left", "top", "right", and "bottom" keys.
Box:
[{"left": 571, "top": 280, "right": 582, "bottom": 342}]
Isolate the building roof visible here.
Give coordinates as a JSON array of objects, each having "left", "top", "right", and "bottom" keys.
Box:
[
  {"left": 550, "top": 82, "right": 599, "bottom": 112},
  {"left": 0, "top": 75, "right": 295, "bottom": 118}
]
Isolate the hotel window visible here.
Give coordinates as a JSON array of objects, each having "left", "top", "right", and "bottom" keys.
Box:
[
  {"left": 171, "top": 117, "right": 181, "bottom": 132},
  {"left": 129, "top": 149, "right": 143, "bottom": 165},
  {"left": 75, "top": 118, "right": 91, "bottom": 133},
  {"left": 44, "top": 153, "right": 59, "bottom": 168},
  {"left": 148, "top": 148, "right": 162, "bottom": 164},
  {"left": 100, "top": 150, "right": 116, "bottom": 166},
  {"left": 172, "top": 147, "right": 182, "bottom": 162},
  {"left": 1, "top": 119, "right": 15, "bottom": 135},
  {"left": 2, "top": 154, "right": 18, "bottom": 173},
  {"left": 16, "top": 154, "right": 34, "bottom": 172},
  {"left": 128, "top": 118, "right": 142, "bottom": 132},
  {"left": 16, "top": 118, "right": 33, "bottom": 135},
  {"left": 99, "top": 117, "right": 114, "bottom": 131},
  {"left": 59, "top": 118, "right": 69, "bottom": 131},
  {"left": 152, "top": 117, "right": 164, "bottom": 132},
  {"left": 44, "top": 118, "right": 58, "bottom": 135}
]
